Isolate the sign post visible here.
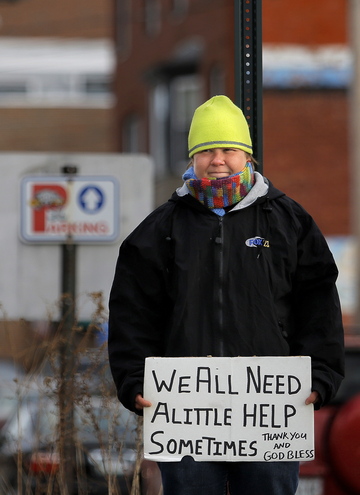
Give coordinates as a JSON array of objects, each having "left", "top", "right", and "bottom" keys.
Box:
[
  {"left": 234, "top": 0, "right": 263, "bottom": 171},
  {"left": 58, "top": 165, "right": 77, "bottom": 495},
  {"left": 20, "top": 169, "right": 120, "bottom": 493}
]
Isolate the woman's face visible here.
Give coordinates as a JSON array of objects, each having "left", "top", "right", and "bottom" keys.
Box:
[{"left": 193, "top": 148, "right": 249, "bottom": 179}]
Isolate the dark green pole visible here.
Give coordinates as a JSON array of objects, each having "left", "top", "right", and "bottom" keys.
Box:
[
  {"left": 59, "top": 164, "right": 78, "bottom": 495},
  {"left": 234, "top": 0, "right": 263, "bottom": 172}
]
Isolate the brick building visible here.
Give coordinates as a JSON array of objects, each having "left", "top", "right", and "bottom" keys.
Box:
[
  {"left": 0, "top": 0, "right": 117, "bottom": 362},
  {"left": 0, "top": 0, "right": 351, "bottom": 232},
  {"left": 0, "top": 1, "right": 354, "bottom": 360},
  {"left": 114, "top": 0, "right": 350, "bottom": 236},
  {"left": 0, "top": 0, "right": 116, "bottom": 153}
]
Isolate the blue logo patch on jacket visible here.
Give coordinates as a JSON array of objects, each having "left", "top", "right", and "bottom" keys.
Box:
[{"left": 245, "top": 236, "right": 270, "bottom": 248}]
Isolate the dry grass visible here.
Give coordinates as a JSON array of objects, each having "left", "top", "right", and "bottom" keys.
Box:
[{"left": 0, "top": 292, "right": 162, "bottom": 495}]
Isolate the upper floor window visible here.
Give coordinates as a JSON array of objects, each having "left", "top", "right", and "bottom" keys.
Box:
[
  {"left": 115, "top": 0, "right": 132, "bottom": 59},
  {"left": 169, "top": 75, "right": 203, "bottom": 176},
  {"left": 0, "top": 74, "right": 113, "bottom": 107},
  {"left": 144, "top": 0, "right": 161, "bottom": 37},
  {"left": 170, "top": 0, "right": 188, "bottom": 19},
  {"left": 122, "top": 113, "right": 143, "bottom": 153},
  {"left": 209, "top": 65, "right": 226, "bottom": 96},
  {"left": 0, "top": 39, "right": 115, "bottom": 108}
]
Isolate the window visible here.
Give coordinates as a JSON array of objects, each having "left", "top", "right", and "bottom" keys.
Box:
[
  {"left": 115, "top": 0, "right": 132, "bottom": 59},
  {"left": 0, "top": 74, "right": 113, "bottom": 107},
  {"left": 170, "top": 0, "right": 188, "bottom": 19},
  {"left": 169, "top": 75, "right": 203, "bottom": 176},
  {"left": 0, "top": 39, "right": 115, "bottom": 108},
  {"left": 149, "top": 76, "right": 203, "bottom": 178},
  {"left": 83, "top": 76, "right": 111, "bottom": 95},
  {"left": 0, "top": 81, "right": 27, "bottom": 94},
  {"left": 144, "top": 0, "right": 161, "bottom": 37},
  {"left": 209, "top": 65, "right": 226, "bottom": 97},
  {"left": 122, "top": 113, "right": 143, "bottom": 153},
  {"left": 149, "top": 83, "right": 169, "bottom": 178}
]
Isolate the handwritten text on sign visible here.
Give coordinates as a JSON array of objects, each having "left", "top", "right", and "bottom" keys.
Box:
[{"left": 143, "top": 357, "right": 314, "bottom": 462}]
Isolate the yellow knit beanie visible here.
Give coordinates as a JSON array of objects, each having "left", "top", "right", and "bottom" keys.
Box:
[{"left": 188, "top": 95, "right": 252, "bottom": 158}]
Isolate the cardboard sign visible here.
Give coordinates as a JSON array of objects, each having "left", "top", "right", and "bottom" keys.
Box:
[{"left": 144, "top": 357, "right": 314, "bottom": 462}]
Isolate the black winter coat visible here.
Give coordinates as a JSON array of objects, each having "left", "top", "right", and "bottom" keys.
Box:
[{"left": 108, "top": 178, "right": 344, "bottom": 414}]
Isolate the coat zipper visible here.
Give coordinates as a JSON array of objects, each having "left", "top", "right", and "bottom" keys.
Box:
[{"left": 215, "top": 217, "right": 225, "bottom": 356}]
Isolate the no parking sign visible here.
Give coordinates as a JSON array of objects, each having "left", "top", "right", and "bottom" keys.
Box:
[{"left": 20, "top": 176, "right": 119, "bottom": 243}]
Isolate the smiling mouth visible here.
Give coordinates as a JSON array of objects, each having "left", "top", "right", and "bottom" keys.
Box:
[{"left": 208, "top": 172, "right": 230, "bottom": 178}]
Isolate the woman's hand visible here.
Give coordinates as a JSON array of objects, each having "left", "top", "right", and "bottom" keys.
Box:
[
  {"left": 135, "top": 394, "right": 152, "bottom": 410},
  {"left": 305, "top": 391, "right": 319, "bottom": 405}
]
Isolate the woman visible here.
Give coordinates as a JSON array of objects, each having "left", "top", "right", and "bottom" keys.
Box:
[{"left": 108, "top": 95, "right": 344, "bottom": 495}]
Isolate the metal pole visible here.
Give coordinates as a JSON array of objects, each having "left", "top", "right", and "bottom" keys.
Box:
[
  {"left": 234, "top": 0, "right": 263, "bottom": 172},
  {"left": 59, "top": 164, "right": 78, "bottom": 494}
]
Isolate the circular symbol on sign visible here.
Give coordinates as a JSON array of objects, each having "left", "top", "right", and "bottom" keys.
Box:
[{"left": 78, "top": 185, "right": 104, "bottom": 214}]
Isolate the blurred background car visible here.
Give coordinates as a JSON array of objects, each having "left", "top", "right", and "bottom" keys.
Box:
[
  {"left": 0, "top": 359, "right": 26, "bottom": 431},
  {"left": 0, "top": 389, "right": 138, "bottom": 495}
]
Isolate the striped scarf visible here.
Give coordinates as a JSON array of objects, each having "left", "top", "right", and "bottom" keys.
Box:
[{"left": 183, "top": 162, "right": 255, "bottom": 216}]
